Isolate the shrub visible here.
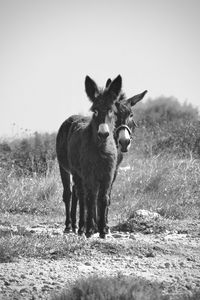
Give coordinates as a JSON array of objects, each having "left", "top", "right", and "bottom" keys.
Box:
[
  {"left": 52, "top": 275, "right": 168, "bottom": 300},
  {"left": 132, "top": 97, "right": 200, "bottom": 158},
  {"left": 0, "top": 132, "right": 56, "bottom": 176}
]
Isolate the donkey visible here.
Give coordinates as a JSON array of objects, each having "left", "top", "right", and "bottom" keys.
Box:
[
  {"left": 56, "top": 76, "right": 147, "bottom": 236},
  {"left": 56, "top": 75, "right": 122, "bottom": 238},
  {"left": 96, "top": 78, "right": 147, "bottom": 230}
]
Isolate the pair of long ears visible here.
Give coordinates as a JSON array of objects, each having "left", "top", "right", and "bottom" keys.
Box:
[
  {"left": 85, "top": 75, "right": 122, "bottom": 103},
  {"left": 106, "top": 78, "right": 147, "bottom": 107}
]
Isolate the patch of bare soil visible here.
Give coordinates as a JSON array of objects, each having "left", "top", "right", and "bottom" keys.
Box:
[{"left": 0, "top": 212, "right": 200, "bottom": 300}]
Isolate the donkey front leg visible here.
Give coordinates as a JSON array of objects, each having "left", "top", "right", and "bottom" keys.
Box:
[
  {"left": 85, "top": 187, "right": 98, "bottom": 238},
  {"left": 98, "top": 183, "right": 111, "bottom": 239}
]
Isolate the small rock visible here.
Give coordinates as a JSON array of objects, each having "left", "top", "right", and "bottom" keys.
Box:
[
  {"left": 84, "top": 261, "right": 92, "bottom": 266},
  {"left": 129, "top": 234, "right": 136, "bottom": 240},
  {"left": 164, "top": 262, "right": 170, "bottom": 268},
  {"left": 20, "top": 274, "right": 26, "bottom": 279},
  {"left": 41, "top": 285, "right": 51, "bottom": 291},
  {"left": 146, "top": 251, "right": 155, "bottom": 258},
  {"left": 158, "top": 265, "right": 165, "bottom": 269},
  {"left": 20, "top": 288, "right": 29, "bottom": 294},
  {"left": 49, "top": 249, "right": 58, "bottom": 255},
  {"left": 39, "top": 272, "right": 44, "bottom": 275},
  {"left": 112, "top": 233, "right": 123, "bottom": 238}
]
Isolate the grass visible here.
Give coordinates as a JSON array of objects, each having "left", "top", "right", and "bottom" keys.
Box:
[
  {"left": 0, "top": 161, "right": 63, "bottom": 215},
  {"left": 0, "top": 225, "right": 162, "bottom": 263},
  {"left": 1, "top": 152, "right": 200, "bottom": 263},
  {"left": 52, "top": 275, "right": 200, "bottom": 300},
  {"left": 1, "top": 153, "right": 200, "bottom": 300},
  {"left": 111, "top": 153, "right": 200, "bottom": 222},
  {"left": 52, "top": 275, "right": 168, "bottom": 300},
  {"left": 0, "top": 233, "right": 90, "bottom": 263}
]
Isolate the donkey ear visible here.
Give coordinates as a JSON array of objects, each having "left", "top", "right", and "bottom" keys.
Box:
[
  {"left": 85, "top": 76, "right": 99, "bottom": 101},
  {"left": 105, "top": 78, "right": 112, "bottom": 88},
  {"left": 127, "top": 90, "right": 147, "bottom": 107},
  {"left": 107, "top": 75, "right": 122, "bottom": 99}
]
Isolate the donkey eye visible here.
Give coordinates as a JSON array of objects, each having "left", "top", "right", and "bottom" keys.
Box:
[
  {"left": 94, "top": 110, "right": 98, "bottom": 117},
  {"left": 129, "top": 113, "right": 134, "bottom": 119},
  {"left": 108, "top": 109, "right": 113, "bottom": 118}
]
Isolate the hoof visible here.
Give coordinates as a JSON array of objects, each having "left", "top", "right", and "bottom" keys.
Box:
[
  {"left": 78, "top": 228, "right": 85, "bottom": 236},
  {"left": 72, "top": 228, "right": 78, "bottom": 234},
  {"left": 64, "top": 227, "right": 72, "bottom": 234},
  {"left": 86, "top": 229, "right": 95, "bottom": 238},
  {"left": 99, "top": 233, "right": 106, "bottom": 239}
]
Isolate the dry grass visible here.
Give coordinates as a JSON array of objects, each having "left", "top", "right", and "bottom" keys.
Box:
[
  {"left": 52, "top": 274, "right": 200, "bottom": 300},
  {"left": 0, "top": 232, "right": 90, "bottom": 263},
  {"left": 53, "top": 275, "right": 167, "bottom": 300},
  {"left": 1, "top": 154, "right": 200, "bottom": 222},
  {"left": 0, "top": 161, "right": 63, "bottom": 215},
  {"left": 111, "top": 154, "right": 200, "bottom": 222}
]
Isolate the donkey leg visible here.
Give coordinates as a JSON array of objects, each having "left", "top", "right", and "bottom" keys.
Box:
[
  {"left": 73, "top": 175, "right": 85, "bottom": 236},
  {"left": 104, "top": 168, "right": 119, "bottom": 233},
  {"left": 71, "top": 183, "right": 78, "bottom": 233},
  {"left": 59, "top": 166, "right": 72, "bottom": 233},
  {"left": 85, "top": 188, "right": 98, "bottom": 238},
  {"left": 98, "top": 184, "right": 112, "bottom": 238}
]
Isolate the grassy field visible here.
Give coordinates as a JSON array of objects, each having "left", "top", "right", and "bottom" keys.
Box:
[
  {"left": 1, "top": 152, "right": 200, "bottom": 223},
  {"left": 0, "top": 152, "right": 200, "bottom": 262},
  {"left": 0, "top": 98, "right": 200, "bottom": 299}
]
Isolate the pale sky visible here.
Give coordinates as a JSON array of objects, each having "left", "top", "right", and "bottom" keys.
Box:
[{"left": 0, "top": 0, "right": 200, "bottom": 138}]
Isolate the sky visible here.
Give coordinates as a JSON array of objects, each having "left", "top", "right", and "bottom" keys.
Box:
[{"left": 0, "top": 0, "right": 200, "bottom": 138}]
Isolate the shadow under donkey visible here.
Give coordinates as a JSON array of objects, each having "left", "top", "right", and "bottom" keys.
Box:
[{"left": 56, "top": 75, "right": 147, "bottom": 238}]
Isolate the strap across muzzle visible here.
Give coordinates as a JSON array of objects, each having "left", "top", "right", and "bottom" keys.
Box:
[{"left": 115, "top": 124, "right": 132, "bottom": 138}]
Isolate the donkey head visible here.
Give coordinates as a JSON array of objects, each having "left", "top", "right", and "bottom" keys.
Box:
[
  {"left": 105, "top": 78, "right": 147, "bottom": 152},
  {"left": 116, "top": 90, "right": 147, "bottom": 152},
  {"left": 85, "top": 75, "right": 122, "bottom": 143}
]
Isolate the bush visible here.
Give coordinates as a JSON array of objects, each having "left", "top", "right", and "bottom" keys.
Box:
[
  {"left": 53, "top": 275, "right": 168, "bottom": 300},
  {"left": 0, "top": 132, "right": 56, "bottom": 176},
  {"left": 132, "top": 97, "right": 200, "bottom": 158}
]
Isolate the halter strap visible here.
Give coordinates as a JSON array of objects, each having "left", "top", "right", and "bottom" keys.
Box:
[{"left": 115, "top": 124, "right": 132, "bottom": 136}]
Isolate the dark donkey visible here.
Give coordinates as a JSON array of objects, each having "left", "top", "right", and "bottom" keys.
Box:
[
  {"left": 57, "top": 76, "right": 147, "bottom": 236},
  {"left": 97, "top": 78, "right": 147, "bottom": 230},
  {"left": 56, "top": 75, "right": 122, "bottom": 238}
]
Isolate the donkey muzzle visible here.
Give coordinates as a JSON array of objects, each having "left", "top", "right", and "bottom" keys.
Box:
[
  {"left": 98, "top": 124, "right": 110, "bottom": 141},
  {"left": 116, "top": 125, "right": 131, "bottom": 153}
]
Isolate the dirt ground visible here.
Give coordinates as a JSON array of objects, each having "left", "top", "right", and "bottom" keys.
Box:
[{"left": 0, "top": 213, "right": 200, "bottom": 300}]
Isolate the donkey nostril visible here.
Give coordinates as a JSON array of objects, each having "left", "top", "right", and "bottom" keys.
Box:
[{"left": 98, "top": 131, "right": 109, "bottom": 140}]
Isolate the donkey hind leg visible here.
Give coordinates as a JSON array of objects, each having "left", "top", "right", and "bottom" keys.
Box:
[
  {"left": 73, "top": 174, "right": 85, "bottom": 236},
  {"left": 71, "top": 183, "right": 78, "bottom": 233},
  {"left": 59, "top": 166, "right": 72, "bottom": 233},
  {"left": 98, "top": 183, "right": 111, "bottom": 239}
]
